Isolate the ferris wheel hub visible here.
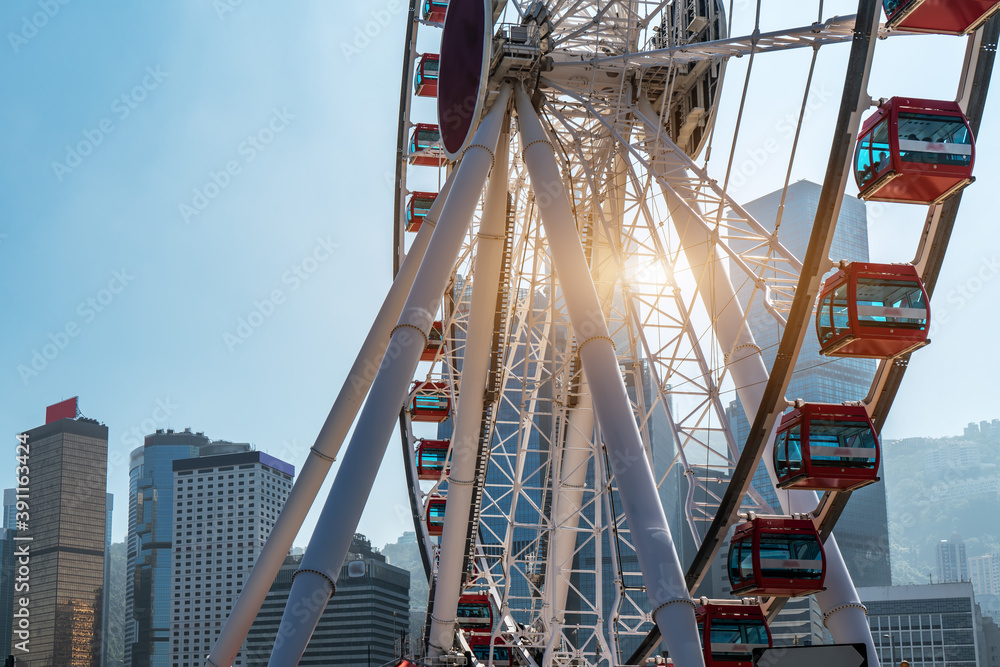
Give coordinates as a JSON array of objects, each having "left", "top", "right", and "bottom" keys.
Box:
[{"left": 438, "top": 0, "right": 493, "bottom": 159}]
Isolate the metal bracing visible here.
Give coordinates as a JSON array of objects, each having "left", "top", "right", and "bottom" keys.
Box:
[{"left": 205, "top": 1, "right": 993, "bottom": 665}]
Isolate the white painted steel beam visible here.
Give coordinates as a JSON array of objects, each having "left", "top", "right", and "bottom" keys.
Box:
[
  {"left": 427, "top": 123, "right": 511, "bottom": 657},
  {"left": 204, "top": 171, "right": 458, "bottom": 667},
  {"left": 637, "top": 102, "right": 878, "bottom": 666},
  {"left": 264, "top": 84, "right": 511, "bottom": 667},
  {"left": 515, "top": 82, "right": 705, "bottom": 667}
]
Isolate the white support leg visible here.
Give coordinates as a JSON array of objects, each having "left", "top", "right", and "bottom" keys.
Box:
[
  {"left": 265, "top": 84, "right": 512, "bottom": 667},
  {"left": 515, "top": 82, "right": 705, "bottom": 667},
  {"left": 637, "top": 105, "right": 877, "bottom": 665},
  {"left": 427, "top": 124, "right": 511, "bottom": 657},
  {"left": 205, "top": 172, "right": 458, "bottom": 667}
]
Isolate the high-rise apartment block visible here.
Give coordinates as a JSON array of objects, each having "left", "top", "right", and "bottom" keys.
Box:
[
  {"left": 169, "top": 449, "right": 293, "bottom": 666},
  {"left": 970, "top": 553, "right": 1000, "bottom": 597},
  {"left": 937, "top": 533, "right": 970, "bottom": 583},
  {"left": 14, "top": 401, "right": 108, "bottom": 666},
  {"left": 246, "top": 534, "right": 411, "bottom": 665}
]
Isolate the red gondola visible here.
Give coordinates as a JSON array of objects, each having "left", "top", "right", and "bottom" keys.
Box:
[
  {"left": 410, "top": 381, "right": 451, "bottom": 422},
  {"left": 422, "top": 0, "right": 448, "bottom": 23},
  {"left": 775, "top": 404, "right": 880, "bottom": 492},
  {"left": 416, "top": 438, "right": 450, "bottom": 479},
  {"left": 728, "top": 517, "right": 826, "bottom": 597},
  {"left": 409, "top": 123, "right": 447, "bottom": 167},
  {"left": 407, "top": 191, "right": 438, "bottom": 232},
  {"left": 816, "top": 262, "right": 930, "bottom": 359},
  {"left": 458, "top": 594, "right": 494, "bottom": 631},
  {"left": 469, "top": 635, "right": 511, "bottom": 666},
  {"left": 883, "top": 0, "right": 1000, "bottom": 35},
  {"left": 414, "top": 53, "right": 440, "bottom": 97},
  {"left": 696, "top": 603, "right": 772, "bottom": 667},
  {"left": 421, "top": 320, "right": 445, "bottom": 361},
  {"left": 855, "top": 97, "right": 974, "bottom": 204},
  {"left": 426, "top": 495, "right": 446, "bottom": 536}
]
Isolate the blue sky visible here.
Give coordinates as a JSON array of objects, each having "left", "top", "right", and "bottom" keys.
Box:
[{"left": 2, "top": 1, "right": 999, "bottom": 546}]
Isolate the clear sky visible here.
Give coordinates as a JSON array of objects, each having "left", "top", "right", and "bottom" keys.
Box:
[{"left": 2, "top": 1, "right": 998, "bottom": 548}]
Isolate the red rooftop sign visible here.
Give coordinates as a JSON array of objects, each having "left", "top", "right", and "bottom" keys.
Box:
[{"left": 46, "top": 397, "right": 78, "bottom": 424}]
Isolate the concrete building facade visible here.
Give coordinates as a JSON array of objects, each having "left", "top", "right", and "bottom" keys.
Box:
[
  {"left": 246, "top": 534, "right": 411, "bottom": 665},
  {"left": 168, "top": 449, "right": 293, "bottom": 667}
]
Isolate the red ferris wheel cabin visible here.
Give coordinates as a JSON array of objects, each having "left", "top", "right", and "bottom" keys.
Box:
[
  {"left": 883, "top": 0, "right": 1000, "bottom": 35},
  {"left": 414, "top": 53, "right": 440, "bottom": 97},
  {"left": 409, "top": 381, "right": 451, "bottom": 422},
  {"left": 408, "top": 123, "right": 447, "bottom": 167},
  {"left": 774, "top": 403, "right": 880, "bottom": 492},
  {"left": 426, "top": 494, "right": 446, "bottom": 536},
  {"left": 855, "top": 97, "right": 975, "bottom": 204},
  {"left": 469, "top": 635, "right": 511, "bottom": 666},
  {"left": 416, "top": 438, "right": 450, "bottom": 479},
  {"left": 420, "top": 320, "right": 445, "bottom": 361},
  {"left": 422, "top": 0, "right": 448, "bottom": 23},
  {"left": 695, "top": 602, "right": 772, "bottom": 667},
  {"left": 728, "top": 516, "right": 826, "bottom": 597},
  {"left": 816, "top": 262, "right": 930, "bottom": 359},
  {"left": 457, "top": 593, "right": 494, "bottom": 631},
  {"left": 406, "top": 191, "right": 438, "bottom": 232}
]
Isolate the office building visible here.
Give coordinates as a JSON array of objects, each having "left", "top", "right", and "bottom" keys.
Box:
[
  {"left": 169, "top": 449, "right": 294, "bottom": 666},
  {"left": 15, "top": 401, "right": 108, "bottom": 666},
  {"left": 0, "top": 528, "right": 15, "bottom": 660},
  {"left": 246, "top": 534, "right": 411, "bottom": 665},
  {"left": 861, "top": 582, "right": 986, "bottom": 666},
  {"left": 3, "top": 489, "right": 15, "bottom": 531},
  {"left": 937, "top": 533, "right": 969, "bottom": 584},
  {"left": 722, "top": 181, "right": 889, "bottom": 645},
  {"left": 126, "top": 428, "right": 211, "bottom": 666}
]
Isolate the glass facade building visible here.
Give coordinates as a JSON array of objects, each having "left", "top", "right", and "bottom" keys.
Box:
[
  {"left": 724, "top": 181, "right": 890, "bottom": 644},
  {"left": 0, "top": 528, "right": 15, "bottom": 661},
  {"left": 246, "top": 535, "right": 410, "bottom": 665},
  {"left": 16, "top": 415, "right": 108, "bottom": 667},
  {"left": 126, "top": 429, "right": 210, "bottom": 667}
]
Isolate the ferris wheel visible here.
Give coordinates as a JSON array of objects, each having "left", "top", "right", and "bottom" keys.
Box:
[{"left": 202, "top": 1, "right": 1000, "bottom": 667}]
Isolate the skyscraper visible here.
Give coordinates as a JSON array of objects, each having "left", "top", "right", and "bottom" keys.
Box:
[
  {"left": 126, "top": 428, "right": 210, "bottom": 667},
  {"left": 2, "top": 489, "right": 15, "bottom": 531},
  {"left": 723, "top": 181, "right": 890, "bottom": 646},
  {"left": 0, "top": 527, "right": 15, "bottom": 661},
  {"left": 102, "top": 493, "right": 113, "bottom": 667},
  {"left": 937, "top": 533, "right": 969, "bottom": 583},
  {"left": 169, "top": 448, "right": 293, "bottom": 666},
  {"left": 727, "top": 180, "right": 891, "bottom": 586},
  {"left": 15, "top": 401, "right": 108, "bottom": 666},
  {"left": 246, "top": 534, "right": 411, "bottom": 665}
]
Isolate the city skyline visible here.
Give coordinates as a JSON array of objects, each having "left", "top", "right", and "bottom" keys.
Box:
[{"left": 3, "top": 1, "right": 999, "bottom": 564}]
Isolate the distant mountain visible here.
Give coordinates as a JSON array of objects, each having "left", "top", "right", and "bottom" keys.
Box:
[
  {"left": 883, "top": 423, "right": 1000, "bottom": 586},
  {"left": 106, "top": 541, "right": 126, "bottom": 667},
  {"left": 382, "top": 531, "right": 429, "bottom": 646}
]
